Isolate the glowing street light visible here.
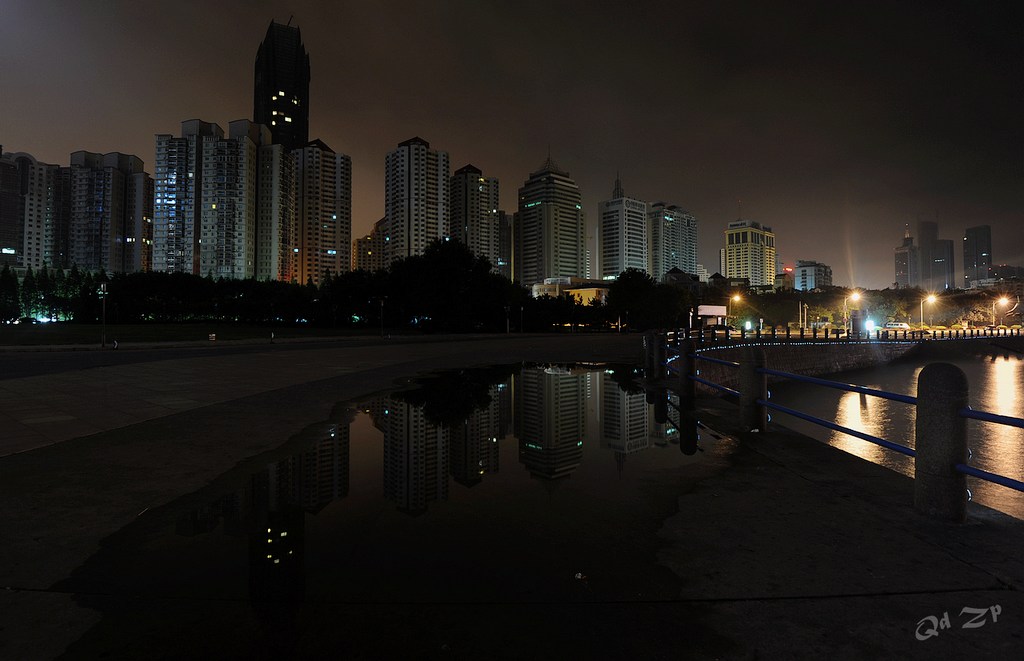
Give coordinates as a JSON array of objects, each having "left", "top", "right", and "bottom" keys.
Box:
[
  {"left": 920, "top": 294, "right": 936, "bottom": 327},
  {"left": 993, "top": 296, "right": 1009, "bottom": 326},
  {"left": 843, "top": 291, "right": 861, "bottom": 334},
  {"left": 728, "top": 294, "right": 741, "bottom": 325}
]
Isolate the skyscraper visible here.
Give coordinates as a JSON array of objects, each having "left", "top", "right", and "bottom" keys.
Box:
[
  {"left": 648, "top": 202, "right": 697, "bottom": 280},
  {"left": 255, "top": 139, "right": 296, "bottom": 282},
  {"left": 894, "top": 224, "right": 919, "bottom": 288},
  {"left": 383, "top": 137, "right": 450, "bottom": 266},
  {"left": 963, "top": 225, "right": 992, "bottom": 288},
  {"left": 450, "top": 164, "right": 501, "bottom": 271},
  {"left": 599, "top": 176, "right": 647, "bottom": 279},
  {"left": 254, "top": 21, "right": 310, "bottom": 152},
  {"left": 722, "top": 219, "right": 776, "bottom": 287},
  {"left": 514, "top": 157, "right": 585, "bottom": 285},
  {"left": 294, "top": 139, "right": 352, "bottom": 284}
]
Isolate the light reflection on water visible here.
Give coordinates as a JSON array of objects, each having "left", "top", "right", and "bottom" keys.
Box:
[{"left": 771, "top": 354, "right": 1024, "bottom": 519}]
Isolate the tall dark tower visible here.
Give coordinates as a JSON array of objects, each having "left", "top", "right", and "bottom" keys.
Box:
[{"left": 254, "top": 21, "right": 310, "bottom": 151}]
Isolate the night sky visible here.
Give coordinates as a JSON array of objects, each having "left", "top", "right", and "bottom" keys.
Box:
[{"left": 2, "top": 0, "right": 1021, "bottom": 289}]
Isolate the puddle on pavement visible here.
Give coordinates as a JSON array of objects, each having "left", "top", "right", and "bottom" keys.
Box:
[{"left": 53, "top": 363, "right": 737, "bottom": 656}]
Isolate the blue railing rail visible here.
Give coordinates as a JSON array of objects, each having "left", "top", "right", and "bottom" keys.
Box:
[{"left": 643, "top": 332, "right": 1024, "bottom": 522}]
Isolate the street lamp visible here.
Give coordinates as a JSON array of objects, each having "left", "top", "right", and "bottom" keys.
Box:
[
  {"left": 728, "top": 294, "right": 741, "bottom": 326},
  {"left": 920, "top": 294, "right": 936, "bottom": 327},
  {"left": 993, "top": 296, "right": 1009, "bottom": 326},
  {"left": 98, "top": 282, "right": 108, "bottom": 348},
  {"left": 843, "top": 291, "right": 860, "bottom": 334}
]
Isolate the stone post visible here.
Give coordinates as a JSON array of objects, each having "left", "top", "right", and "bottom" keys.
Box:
[
  {"left": 739, "top": 346, "right": 768, "bottom": 432},
  {"left": 678, "top": 339, "right": 696, "bottom": 403},
  {"left": 914, "top": 363, "right": 969, "bottom": 522}
]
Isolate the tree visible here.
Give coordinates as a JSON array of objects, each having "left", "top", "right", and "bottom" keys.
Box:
[
  {"left": 0, "top": 264, "right": 20, "bottom": 322},
  {"left": 19, "top": 266, "right": 37, "bottom": 319}
]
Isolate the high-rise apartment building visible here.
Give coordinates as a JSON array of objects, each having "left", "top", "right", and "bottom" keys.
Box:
[
  {"left": 722, "top": 219, "right": 776, "bottom": 287},
  {"left": 383, "top": 137, "right": 449, "bottom": 267},
  {"left": 963, "top": 225, "right": 992, "bottom": 288},
  {"left": 648, "top": 202, "right": 697, "bottom": 280},
  {"left": 794, "top": 259, "right": 833, "bottom": 291},
  {"left": 450, "top": 164, "right": 501, "bottom": 271},
  {"left": 255, "top": 140, "right": 296, "bottom": 281},
  {"left": 0, "top": 150, "right": 64, "bottom": 270},
  {"left": 294, "top": 139, "right": 352, "bottom": 284},
  {"left": 599, "top": 176, "right": 647, "bottom": 279},
  {"left": 155, "top": 119, "right": 301, "bottom": 280},
  {"left": 353, "top": 217, "right": 386, "bottom": 273},
  {"left": 254, "top": 21, "right": 310, "bottom": 152},
  {"left": 514, "top": 157, "right": 585, "bottom": 285},
  {"left": 894, "top": 224, "right": 919, "bottom": 288}
]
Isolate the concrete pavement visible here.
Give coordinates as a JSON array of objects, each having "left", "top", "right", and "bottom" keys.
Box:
[{"left": 1, "top": 333, "right": 1022, "bottom": 659}]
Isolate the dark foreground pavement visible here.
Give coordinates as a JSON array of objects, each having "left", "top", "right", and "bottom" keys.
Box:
[{"left": 1, "top": 333, "right": 1021, "bottom": 659}]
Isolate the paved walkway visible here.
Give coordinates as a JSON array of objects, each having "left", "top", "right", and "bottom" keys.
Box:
[{"left": 1, "top": 334, "right": 1021, "bottom": 659}]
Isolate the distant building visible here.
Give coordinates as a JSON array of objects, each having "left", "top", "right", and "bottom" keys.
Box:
[
  {"left": 894, "top": 224, "right": 919, "bottom": 288},
  {"left": 722, "top": 219, "right": 776, "bottom": 287},
  {"left": 599, "top": 176, "right": 647, "bottom": 279},
  {"left": 353, "top": 217, "right": 386, "bottom": 273},
  {"left": 695, "top": 263, "right": 710, "bottom": 283},
  {"left": 66, "top": 151, "right": 153, "bottom": 274},
  {"left": 514, "top": 157, "right": 585, "bottom": 285},
  {"left": 254, "top": 21, "right": 310, "bottom": 152},
  {"left": 963, "top": 225, "right": 992, "bottom": 288},
  {"left": 295, "top": 139, "right": 351, "bottom": 283},
  {"left": 648, "top": 202, "right": 697, "bottom": 280},
  {"left": 774, "top": 266, "right": 794, "bottom": 290},
  {"left": 916, "top": 220, "right": 955, "bottom": 291},
  {"left": 255, "top": 139, "right": 296, "bottom": 282},
  {"left": 0, "top": 149, "right": 62, "bottom": 270},
  {"left": 384, "top": 137, "right": 450, "bottom": 266},
  {"left": 450, "top": 164, "right": 502, "bottom": 272},
  {"left": 794, "top": 260, "right": 832, "bottom": 291}
]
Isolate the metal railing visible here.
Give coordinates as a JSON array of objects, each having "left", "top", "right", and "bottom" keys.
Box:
[
  {"left": 646, "top": 332, "right": 1024, "bottom": 522},
  {"left": 664, "top": 325, "right": 1022, "bottom": 346}
]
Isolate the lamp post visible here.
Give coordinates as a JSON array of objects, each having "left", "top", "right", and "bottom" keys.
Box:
[
  {"left": 993, "top": 296, "right": 1009, "bottom": 326},
  {"left": 920, "top": 294, "right": 936, "bottom": 327},
  {"left": 98, "top": 282, "right": 107, "bottom": 348},
  {"left": 843, "top": 291, "right": 860, "bottom": 334},
  {"left": 728, "top": 294, "right": 741, "bottom": 326}
]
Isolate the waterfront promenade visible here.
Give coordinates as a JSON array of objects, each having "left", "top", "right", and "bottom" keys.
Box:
[{"left": 1, "top": 333, "right": 1022, "bottom": 659}]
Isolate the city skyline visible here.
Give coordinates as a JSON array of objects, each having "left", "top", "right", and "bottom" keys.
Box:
[{"left": 2, "top": 1, "right": 1021, "bottom": 289}]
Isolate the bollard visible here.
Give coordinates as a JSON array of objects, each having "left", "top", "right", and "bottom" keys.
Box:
[
  {"left": 914, "top": 363, "right": 969, "bottom": 522},
  {"left": 739, "top": 346, "right": 768, "bottom": 432},
  {"left": 678, "top": 339, "right": 696, "bottom": 403}
]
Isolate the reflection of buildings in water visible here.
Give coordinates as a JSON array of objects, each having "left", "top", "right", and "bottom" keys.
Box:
[
  {"left": 378, "top": 397, "right": 450, "bottom": 515},
  {"left": 648, "top": 391, "right": 680, "bottom": 447},
  {"left": 450, "top": 383, "right": 510, "bottom": 487},
  {"left": 174, "top": 421, "right": 352, "bottom": 604},
  {"left": 515, "top": 367, "right": 586, "bottom": 481},
  {"left": 600, "top": 372, "right": 651, "bottom": 471}
]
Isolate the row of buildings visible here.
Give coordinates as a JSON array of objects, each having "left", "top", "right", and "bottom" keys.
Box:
[{"left": 894, "top": 221, "right": 1015, "bottom": 291}]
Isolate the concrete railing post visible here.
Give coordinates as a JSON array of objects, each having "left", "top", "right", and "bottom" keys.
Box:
[
  {"left": 914, "top": 363, "right": 969, "bottom": 522},
  {"left": 739, "top": 346, "right": 768, "bottom": 432},
  {"left": 678, "top": 339, "right": 696, "bottom": 403}
]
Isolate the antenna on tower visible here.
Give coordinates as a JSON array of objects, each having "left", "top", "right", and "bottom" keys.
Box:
[
  {"left": 287, "top": 14, "right": 294, "bottom": 26},
  {"left": 737, "top": 199, "right": 742, "bottom": 219}
]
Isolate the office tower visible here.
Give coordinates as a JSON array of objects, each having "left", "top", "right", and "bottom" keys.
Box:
[
  {"left": 894, "top": 224, "right": 919, "bottom": 288},
  {"left": 294, "top": 139, "right": 351, "bottom": 284},
  {"left": 931, "top": 239, "right": 955, "bottom": 291},
  {"left": 648, "top": 202, "right": 698, "bottom": 280},
  {"left": 450, "top": 164, "right": 501, "bottom": 270},
  {"left": 254, "top": 21, "right": 310, "bottom": 152},
  {"left": 255, "top": 140, "right": 296, "bottom": 281},
  {"left": 722, "top": 219, "right": 776, "bottom": 287},
  {"left": 963, "top": 225, "right": 992, "bottom": 288},
  {"left": 794, "top": 260, "right": 833, "bottom": 291},
  {"left": 383, "top": 137, "right": 450, "bottom": 266},
  {"left": 514, "top": 157, "right": 585, "bottom": 285},
  {"left": 599, "top": 176, "right": 648, "bottom": 279},
  {"left": 916, "top": 220, "right": 938, "bottom": 290},
  {"left": 65, "top": 151, "right": 153, "bottom": 274}
]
